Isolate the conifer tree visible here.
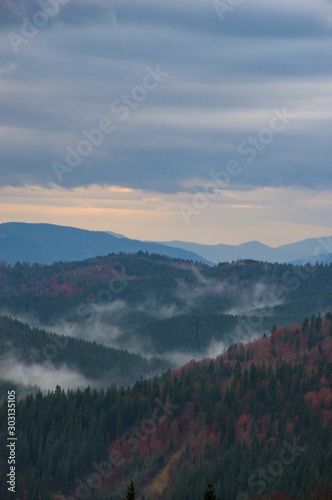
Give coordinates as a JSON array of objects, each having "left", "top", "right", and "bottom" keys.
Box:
[
  {"left": 204, "top": 482, "right": 220, "bottom": 500},
  {"left": 124, "top": 480, "right": 136, "bottom": 500}
]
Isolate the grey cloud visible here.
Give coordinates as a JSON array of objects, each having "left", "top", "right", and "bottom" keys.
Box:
[
  {"left": 0, "top": 0, "right": 115, "bottom": 27},
  {"left": 2, "top": 0, "right": 329, "bottom": 39},
  {"left": 1, "top": 0, "right": 332, "bottom": 192}
]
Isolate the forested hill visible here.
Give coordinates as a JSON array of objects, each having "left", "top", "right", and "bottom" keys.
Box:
[
  {"left": 0, "top": 316, "right": 170, "bottom": 396},
  {"left": 1, "top": 253, "right": 332, "bottom": 358},
  {"left": 0, "top": 312, "right": 331, "bottom": 499}
]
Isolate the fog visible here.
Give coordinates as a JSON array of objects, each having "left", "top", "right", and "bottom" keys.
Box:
[
  {"left": 0, "top": 355, "right": 97, "bottom": 392},
  {"left": 174, "top": 265, "right": 230, "bottom": 309},
  {"left": 226, "top": 281, "right": 285, "bottom": 316},
  {"left": 0, "top": 265, "right": 277, "bottom": 394}
]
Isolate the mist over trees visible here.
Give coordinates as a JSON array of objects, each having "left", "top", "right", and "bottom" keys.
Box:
[{"left": 1, "top": 310, "right": 331, "bottom": 499}]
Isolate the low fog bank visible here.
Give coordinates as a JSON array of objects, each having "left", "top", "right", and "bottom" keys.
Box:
[
  {"left": 0, "top": 267, "right": 287, "bottom": 385},
  {"left": 0, "top": 355, "right": 97, "bottom": 392}
]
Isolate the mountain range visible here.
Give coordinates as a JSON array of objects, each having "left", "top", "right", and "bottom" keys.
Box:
[
  {"left": 159, "top": 237, "right": 332, "bottom": 265},
  {"left": 0, "top": 222, "right": 331, "bottom": 266},
  {"left": 0, "top": 223, "right": 212, "bottom": 266}
]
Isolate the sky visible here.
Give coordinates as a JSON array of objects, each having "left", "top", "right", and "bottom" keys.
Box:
[{"left": 1, "top": 0, "right": 332, "bottom": 246}]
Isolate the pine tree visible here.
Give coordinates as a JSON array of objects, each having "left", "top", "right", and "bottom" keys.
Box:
[
  {"left": 204, "top": 482, "right": 220, "bottom": 500},
  {"left": 124, "top": 480, "right": 136, "bottom": 500},
  {"left": 302, "top": 317, "right": 309, "bottom": 332},
  {"left": 315, "top": 312, "right": 322, "bottom": 333}
]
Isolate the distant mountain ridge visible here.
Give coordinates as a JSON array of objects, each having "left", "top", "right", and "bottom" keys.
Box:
[
  {"left": 159, "top": 235, "right": 332, "bottom": 264},
  {"left": 0, "top": 223, "right": 212, "bottom": 266},
  {"left": 291, "top": 253, "right": 332, "bottom": 266},
  {"left": 0, "top": 222, "right": 331, "bottom": 266}
]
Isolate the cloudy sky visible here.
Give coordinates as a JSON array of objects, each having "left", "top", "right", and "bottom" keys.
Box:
[{"left": 1, "top": 0, "right": 332, "bottom": 246}]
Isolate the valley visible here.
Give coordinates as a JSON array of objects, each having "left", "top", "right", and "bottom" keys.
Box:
[{"left": 0, "top": 250, "right": 331, "bottom": 499}]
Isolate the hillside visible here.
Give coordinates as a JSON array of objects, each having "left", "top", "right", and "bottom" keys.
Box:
[
  {"left": 0, "top": 313, "right": 331, "bottom": 499},
  {"left": 0, "top": 253, "right": 332, "bottom": 360},
  {"left": 0, "top": 316, "right": 170, "bottom": 397}
]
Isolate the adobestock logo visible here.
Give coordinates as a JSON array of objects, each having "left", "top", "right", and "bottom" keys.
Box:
[
  {"left": 52, "top": 65, "right": 169, "bottom": 183},
  {"left": 214, "top": 0, "right": 243, "bottom": 22},
  {"left": 61, "top": 399, "right": 178, "bottom": 500},
  {"left": 179, "top": 107, "right": 296, "bottom": 224},
  {"left": 7, "top": 0, "right": 71, "bottom": 54},
  {"left": 237, "top": 439, "right": 306, "bottom": 499}
]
